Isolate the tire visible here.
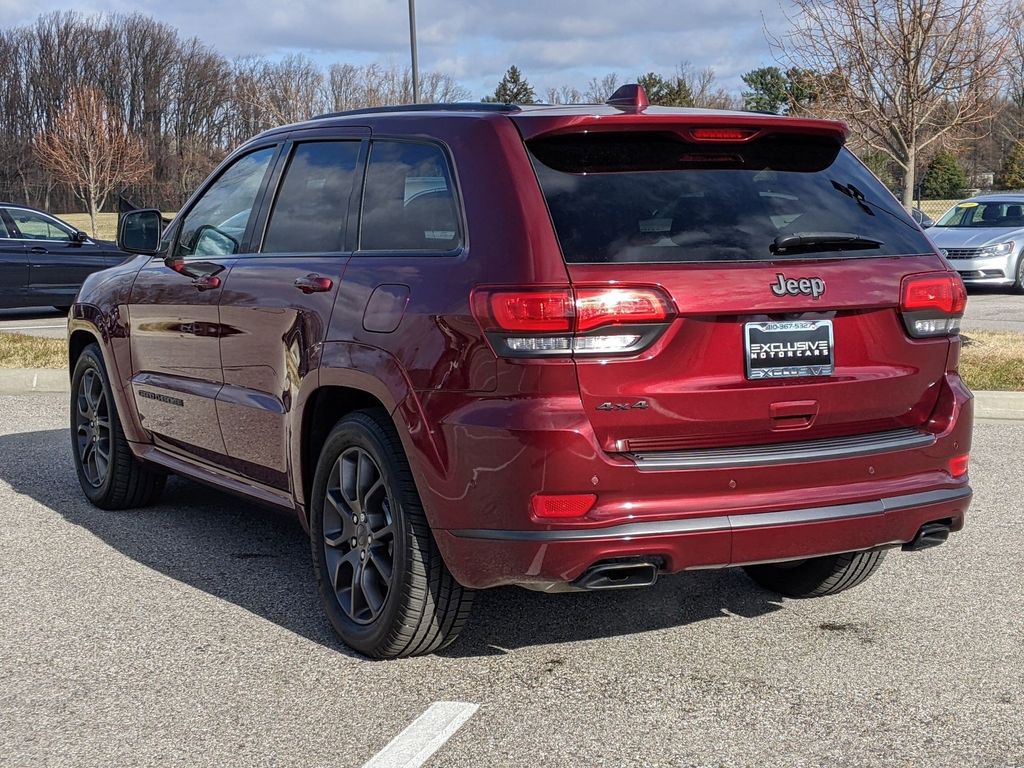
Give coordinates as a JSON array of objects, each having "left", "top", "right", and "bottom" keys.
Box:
[
  {"left": 70, "top": 343, "right": 165, "bottom": 509},
  {"left": 310, "top": 409, "right": 474, "bottom": 658},
  {"left": 1013, "top": 254, "right": 1024, "bottom": 295},
  {"left": 743, "top": 549, "right": 886, "bottom": 598}
]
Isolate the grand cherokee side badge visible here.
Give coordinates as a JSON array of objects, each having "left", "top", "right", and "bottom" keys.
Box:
[{"left": 771, "top": 273, "right": 826, "bottom": 299}]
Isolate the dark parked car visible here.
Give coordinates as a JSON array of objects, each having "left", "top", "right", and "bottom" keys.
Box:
[
  {"left": 68, "top": 85, "right": 973, "bottom": 658},
  {"left": 0, "top": 204, "right": 129, "bottom": 311}
]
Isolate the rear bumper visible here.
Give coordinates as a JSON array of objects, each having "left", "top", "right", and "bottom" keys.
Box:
[
  {"left": 439, "top": 486, "right": 971, "bottom": 589},
  {"left": 416, "top": 373, "right": 973, "bottom": 589}
]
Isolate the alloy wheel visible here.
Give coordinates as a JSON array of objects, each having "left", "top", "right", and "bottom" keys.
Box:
[
  {"left": 74, "top": 368, "right": 111, "bottom": 488},
  {"left": 322, "top": 447, "right": 396, "bottom": 624}
]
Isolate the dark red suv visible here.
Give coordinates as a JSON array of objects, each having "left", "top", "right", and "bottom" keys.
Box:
[{"left": 69, "top": 85, "right": 973, "bottom": 658}]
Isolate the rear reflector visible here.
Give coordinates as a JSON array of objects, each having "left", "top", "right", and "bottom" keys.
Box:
[
  {"left": 948, "top": 454, "right": 969, "bottom": 478},
  {"left": 899, "top": 273, "right": 966, "bottom": 338},
  {"left": 531, "top": 493, "right": 597, "bottom": 519}
]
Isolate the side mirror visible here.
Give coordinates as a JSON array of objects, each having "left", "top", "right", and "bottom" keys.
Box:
[
  {"left": 73, "top": 230, "right": 89, "bottom": 243},
  {"left": 118, "top": 209, "right": 164, "bottom": 255}
]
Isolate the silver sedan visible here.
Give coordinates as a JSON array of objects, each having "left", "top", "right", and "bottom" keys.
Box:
[{"left": 927, "top": 193, "right": 1024, "bottom": 293}]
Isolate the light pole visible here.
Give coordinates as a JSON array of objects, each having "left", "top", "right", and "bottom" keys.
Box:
[{"left": 408, "top": 0, "right": 419, "bottom": 103}]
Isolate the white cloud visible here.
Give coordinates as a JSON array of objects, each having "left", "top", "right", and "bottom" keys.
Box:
[{"left": 1, "top": 0, "right": 792, "bottom": 96}]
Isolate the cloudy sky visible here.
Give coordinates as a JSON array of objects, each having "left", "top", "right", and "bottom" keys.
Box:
[{"left": 0, "top": 0, "right": 791, "bottom": 98}]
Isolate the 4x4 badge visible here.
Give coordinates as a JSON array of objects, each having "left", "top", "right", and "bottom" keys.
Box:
[{"left": 771, "top": 273, "right": 826, "bottom": 300}]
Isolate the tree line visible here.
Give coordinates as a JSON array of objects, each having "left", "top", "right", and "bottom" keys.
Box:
[
  {"left": 3, "top": 2, "right": 1024, "bottom": 225},
  {"left": 0, "top": 11, "right": 467, "bottom": 215}
]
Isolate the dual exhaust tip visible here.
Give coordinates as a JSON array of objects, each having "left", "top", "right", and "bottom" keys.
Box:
[{"left": 572, "top": 520, "right": 953, "bottom": 591}]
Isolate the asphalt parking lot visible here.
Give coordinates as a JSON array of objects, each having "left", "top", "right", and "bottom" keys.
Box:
[{"left": 0, "top": 392, "right": 1022, "bottom": 767}]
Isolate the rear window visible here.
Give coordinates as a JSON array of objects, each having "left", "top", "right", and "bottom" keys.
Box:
[{"left": 528, "top": 132, "right": 931, "bottom": 264}]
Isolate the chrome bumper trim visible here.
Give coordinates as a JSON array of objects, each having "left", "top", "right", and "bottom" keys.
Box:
[
  {"left": 628, "top": 428, "right": 936, "bottom": 472},
  {"left": 448, "top": 486, "right": 971, "bottom": 542}
]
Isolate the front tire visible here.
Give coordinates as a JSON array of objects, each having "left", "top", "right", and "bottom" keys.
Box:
[
  {"left": 743, "top": 549, "right": 886, "bottom": 598},
  {"left": 310, "top": 409, "right": 474, "bottom": 658},
  {"left": 1013, "top": 253, "right": 1024, "bottom": 295},
  {"left": 71, "top": 343, "right": 165, "bottom": 509}
]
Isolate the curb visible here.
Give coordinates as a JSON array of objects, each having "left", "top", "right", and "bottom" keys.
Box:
[{"left": 0, "top": 368, "right": 1021, "bottom": 421}]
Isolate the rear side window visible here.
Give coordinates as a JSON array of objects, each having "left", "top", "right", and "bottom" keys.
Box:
[
  {"left": 359, "top": 141, "right": 461, "bottom": 252},
  {"left": 263, "top": 141, "right": 361, "bottom": 254},
  {"left": 528, "top": 132, "right": 932, "bottom": 264}
]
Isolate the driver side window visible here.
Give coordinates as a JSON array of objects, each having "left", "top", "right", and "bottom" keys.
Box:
[
  {"left": 175, "top": 146, "right": 276, "bottom": 259},
  {"left": 9, "top": 209, "right": 72, "bottom": 241}
]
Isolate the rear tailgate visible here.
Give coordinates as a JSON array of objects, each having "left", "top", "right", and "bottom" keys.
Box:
[
  {"left": 520, "top": 115, "right": 957, "bottom": 453},
  {"left": 567, "top": 256, "right": 950, "bottom": 452}
]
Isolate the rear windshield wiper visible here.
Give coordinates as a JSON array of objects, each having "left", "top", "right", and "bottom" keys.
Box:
[{"left": 771, "top": 232, "right": 885, "bottom": 254}]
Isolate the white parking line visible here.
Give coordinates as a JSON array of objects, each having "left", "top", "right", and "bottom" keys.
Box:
[
  {"left": 0, "top": 325, "right": 66, "bottom": 331},
  {"left": 362, "top": 701, "right": 479, "bottom": 768}
]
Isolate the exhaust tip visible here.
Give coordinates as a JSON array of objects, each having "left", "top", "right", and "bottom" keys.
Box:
[
  {"left": 902, "top": 521, "right": 952, "bottom": 552},
  {"left": 573, "top": 560, "right": 659, "bottom": 591}
]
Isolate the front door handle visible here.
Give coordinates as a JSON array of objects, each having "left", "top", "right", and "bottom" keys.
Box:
[
  {"left": 294, "top": 274, "right": 333, "bottom": 294},
  {"left": 29, "top": 246, "right": 48, "bottom": 254},
  {"left": 192, "top": 275, "right": 221, "bottom": 291}
]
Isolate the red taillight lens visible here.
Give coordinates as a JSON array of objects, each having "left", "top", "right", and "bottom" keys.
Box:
[
  {"left": 472, "top": 285, "right": 675, "bottom": 357},
  {"left": 901, "top": 274, "right": 967, "bottom": 314},
  {"left": 899, "top": 273, "right": 966, "bottom": 338},
  {"left": 488, "top": 290, "right": 573, "bottom": 332},
  {"left": 689, "top": 128, "right": 758, "bottom": 142},
  {"left": 948, "top": 454, "right": 969, "bottom": 478},
  {"left": 531, "top": 493, "right": 597, "bottom": 519},
  {"left": 574, "top": 288, "right": 672, "bottom": 331}
]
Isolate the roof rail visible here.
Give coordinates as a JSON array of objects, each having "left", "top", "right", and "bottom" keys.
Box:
[{"left": 312, "top": 102, "right": 522, "bottom": 120}]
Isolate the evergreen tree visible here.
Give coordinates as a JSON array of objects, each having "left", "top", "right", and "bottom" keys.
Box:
[
  {"left": 920, "top": 151, "right": 967, "bottom": 200},
  {"left": 486, "top": 66, "right": 535, "bottom": 104},
  {"left": 741, "top": 67, "right": 788, "bottom": 113},
  {"left": 859, "top": 151, "right": 896, "bottom": 192},
  {"left": 637, "top": 72, "right": 693, "bottom": 107},
  {"left": 996, "top": 141, "right": 1024, "bottom": 190}
]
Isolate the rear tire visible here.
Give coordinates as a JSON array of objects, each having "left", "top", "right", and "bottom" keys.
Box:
[
  {"left": 743, "top": 549, "right": 886, "bottom": 598},
  {"left": 310, "top": 409, "right": 474, "bottom": 658},
  {"left": 70, "top": 343, "right": 165, "bottom": 509}
]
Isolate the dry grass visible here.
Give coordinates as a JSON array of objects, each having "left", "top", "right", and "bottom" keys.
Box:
[
  {"left": 0, "top": 333, "right": 67, "bottom": 369},
  {"left": 58, "top": 212, "right": 176, "bottom": 241},
  {"left": 960, "top": 331, "right": 1024, "bottom": 392}
]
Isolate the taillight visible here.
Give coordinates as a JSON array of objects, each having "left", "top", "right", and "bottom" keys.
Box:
[
  {"left": 899, "top": 272, "right": 966, "bottom": 338},
  {"left": 472, "top": 285, "right": 675, "bottom": 358}
]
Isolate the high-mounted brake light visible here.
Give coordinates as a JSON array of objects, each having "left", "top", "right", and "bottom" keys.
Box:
[
  {"left": 899, "top": 273, "right": 966, "bottom": 338},
  {"left": 689, "top": 128, "right": 758, "bottom": 142},
  {"left": 472, "top": 286, "right": 674, "bottom": 358}
]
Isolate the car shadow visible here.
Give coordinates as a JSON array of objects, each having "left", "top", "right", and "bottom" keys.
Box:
[
  {"left": 1, "top": 427, "right": 785, "bottom": 658},
  {"left": 0, "top": 306, "right": 65, "bottom": 320}
]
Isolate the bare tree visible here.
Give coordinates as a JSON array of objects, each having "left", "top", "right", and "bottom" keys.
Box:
[
  {"left": 775, "top": 0, "right": 1022, "bottom": 205},
  {"left": 584, "top": 73, "right": 620, "bottom": 103},
  {"left": 33, "top": 87, "right": 150, "bottom": 235}
]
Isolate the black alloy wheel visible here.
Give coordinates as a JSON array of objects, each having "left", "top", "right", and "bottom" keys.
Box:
[
  {"left": 74, "top": 367, "right": 112, "bottom": 488},
  {"left": 322, "top": 447, "right": 396, "bottom": 624}
]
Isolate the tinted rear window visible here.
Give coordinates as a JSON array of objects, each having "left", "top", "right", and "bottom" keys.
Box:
[{"left": 528, "top": 132, "right": 931, "bottom": 264}]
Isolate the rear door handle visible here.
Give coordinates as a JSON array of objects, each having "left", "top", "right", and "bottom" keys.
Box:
[
  {"left": 29, "top": 246, "right": 47, "bottom": 254},
  {"left": 294, "top": 274, "right": 333, "bottom": 294}
]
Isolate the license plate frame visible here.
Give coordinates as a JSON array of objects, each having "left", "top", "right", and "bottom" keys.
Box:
[{"left": 744, "top": 320, "right": 834, "bottom": 380}]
